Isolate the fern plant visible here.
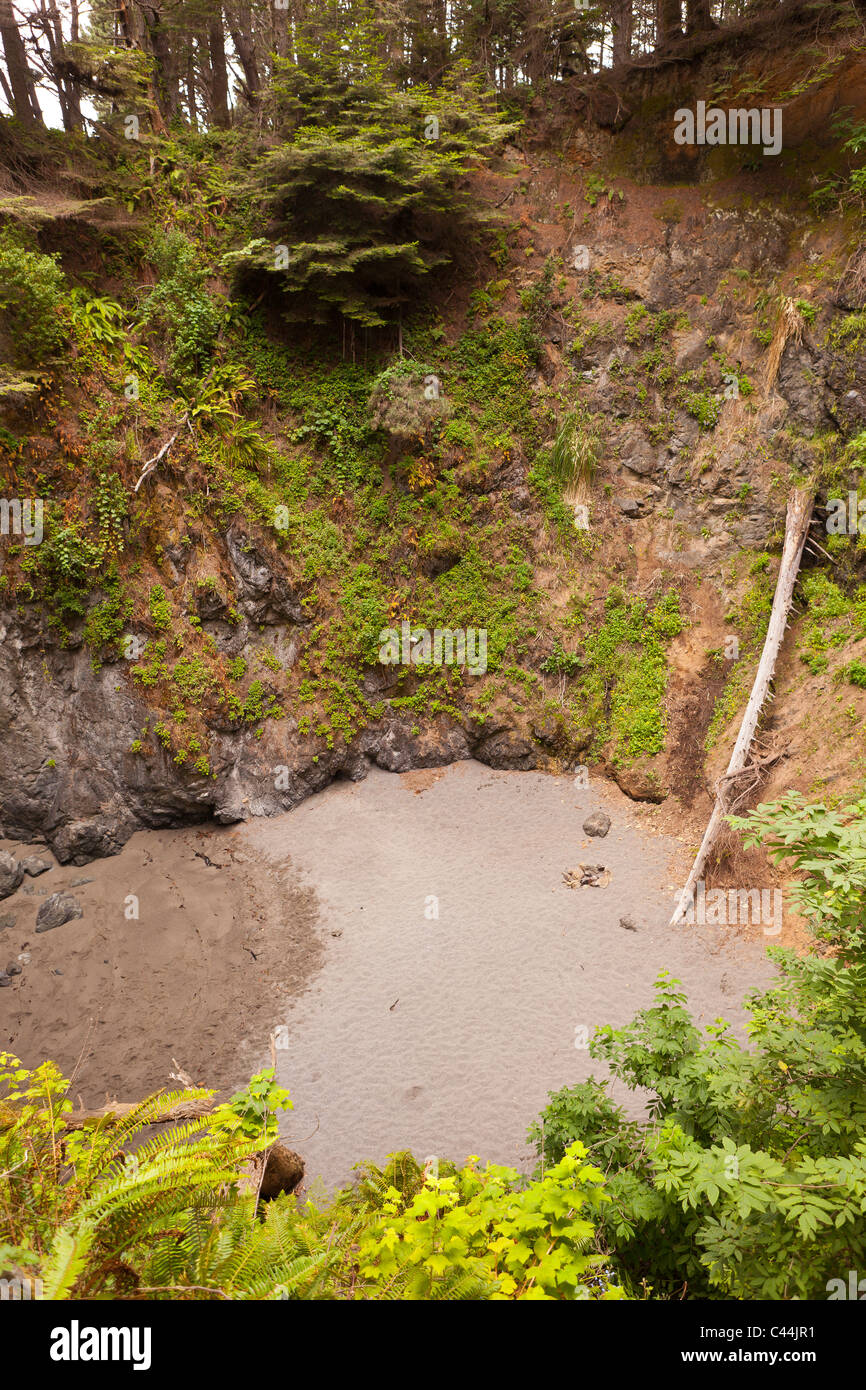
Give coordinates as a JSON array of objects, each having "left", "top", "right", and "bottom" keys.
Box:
[
  {"left": 2, "top": 1056, "right": 621, "bottom": 1301},
  {"left": 0, "top": 1057, "right": 281, "bottom": 1300}
]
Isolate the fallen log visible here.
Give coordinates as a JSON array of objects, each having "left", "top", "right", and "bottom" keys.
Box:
[
  {"left": 670, "top": 486, "right": 814, "bottom": 928},
  {"left": 61, "top": 1096, "right": 215, "bottom": 1130},
  {"left": 60, "top": 1060, "right": 305, "bottom": 1202}
]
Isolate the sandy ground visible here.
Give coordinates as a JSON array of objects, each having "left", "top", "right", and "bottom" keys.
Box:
[
  {"left": 245, "top": 763, "right": 776, "bottom": 1191},
  {"left": 0, "top": 826, "right": 321, "bottom": 1102},
  {"left": 1, "top": 762, "right": 776, "bottom": 1188}
]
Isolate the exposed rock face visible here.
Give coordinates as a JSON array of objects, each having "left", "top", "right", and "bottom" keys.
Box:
[
  {"left": 225, "top": 526, "right": 310, "bottom": 625},
  {"left": 0, "top": 603, "right": 544, "bottom": 863}
]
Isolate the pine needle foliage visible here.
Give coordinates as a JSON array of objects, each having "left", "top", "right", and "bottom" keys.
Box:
[{"left": 226, "top": 7, "right": 516, "bottom": 329}]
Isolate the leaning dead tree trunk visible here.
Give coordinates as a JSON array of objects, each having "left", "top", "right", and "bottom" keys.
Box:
[{"left": 670, "top": 487, "right": 814, "bottom": 928}]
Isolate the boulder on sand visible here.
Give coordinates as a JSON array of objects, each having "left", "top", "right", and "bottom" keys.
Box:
[
  {"left": 582, "top": 810, "right": 611, "bottom": 838},
  {"left": 0, "top": 851, "right": 23, "bottom": 901},
  {"left": 241, "top": 1141, "right": 305, "bottom": 1201},
  {"left": 36, "top": 893, "right": 83, "bottom": 934}
]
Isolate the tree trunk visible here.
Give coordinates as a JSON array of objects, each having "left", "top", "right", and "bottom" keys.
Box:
[
  {"left": 271, "top": 0, "right": 289, "bottom": 63},
  {"left": 0, "top": 0, "right": 41, "bottom": 123},
  {"left": 686, "top": 0, "right": 714, "bottom": 34},
  {"left": 141, "top": 2, "right": 180, "bottom": 123},
  {"left": 37, "top": 0, "right": 83, "bottom": 133},
  {"left": 611, "top": 0, "right": 633, "bottom": 65},
  {"left": 186, "top": 51, "right": 198, "bottom": 129},
  {"left": 227, "top": 1, "right": 261, "bottom": 106},
  {"left": 656, "top": 0, "right": 682, "bottom": 47},
  {"left": 669, "top": 488, "right": 814, "bottom": 928},
  {"left": 208, "top": 14, "right": 231, "bottom": 127}
]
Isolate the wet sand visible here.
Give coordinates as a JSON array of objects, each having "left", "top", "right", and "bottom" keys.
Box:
[
  {"left": 0, "top": 826, "right": 321, "bottom": 1100},
  {"left": 1, "top": 762, "right": 775, "bottom": 1187}
]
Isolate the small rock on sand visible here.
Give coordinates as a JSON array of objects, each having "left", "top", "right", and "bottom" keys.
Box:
[
  {"left": 620, "top": 915, "right": 638, "bottom": 932},
  {"left": 21, "top": 857, "right": 52, "bottom": 877},
  {"left": 0, "top": 913, "right": 17, "bottom": 932},
  {"left": 582, "top": 811, "right": 611, "bottom": 838},
  {"left": 563, "top": 864, "right": 611, "bottom": 889},
  {"left": 36, "top": 893, "right": 83, "bottom": 934}
]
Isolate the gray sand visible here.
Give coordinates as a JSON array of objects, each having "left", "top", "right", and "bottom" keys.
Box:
[
  {"left": 2, "top": 761, "right": 775, "bottom": 1186},
  {"left": 245, "top": 762, "right": 775, "bottom": 1190}
]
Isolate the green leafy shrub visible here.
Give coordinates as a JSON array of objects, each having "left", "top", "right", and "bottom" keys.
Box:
[
  {"left": 356, "top": 1145, "right": 624, "bottom": 1300},
  {"left": 1, "top": 1056, "right": 620, "bottom": 1301},
  {"left": 138, "top": 230, "right": 222, "bottom": 380},
  {"left": 531, "top": 794, "right": 866, "bottom": 1300},
  {"left": 0, "top": 227, "right": 66, "bottom": 365}
]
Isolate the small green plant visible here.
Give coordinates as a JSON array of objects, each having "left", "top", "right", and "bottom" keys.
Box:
[
  {"left": 541, "top": 642, "right": 583, "bottom": 676},
  {"left": 67, "top": 290, "right": 127, "bottom": 348},
  {"left": 684, "top": 391, "right": 722, "bottom": 430},
  {"left": 148, "top": 585, "right": 173, "bottom": 629},
  {"left": 584, "top": 173, "right": 623, "bottom": 208},
  {"left": 547, "top": 408, "right": 602, "bottom": 492}
]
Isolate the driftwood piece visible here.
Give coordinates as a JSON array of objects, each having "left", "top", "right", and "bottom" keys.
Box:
[
  {"left": 61, "top": 1096, "right": 215, "bottom": 1130},
  {"left": 670, "top": 487, "right": 814, "bottom": 928},
  {"left": 133, "top": 431, "right": 178, "bottom": 493},
  {"left": 61, "top": 1100, "right": 304, "bottom": 1199}
]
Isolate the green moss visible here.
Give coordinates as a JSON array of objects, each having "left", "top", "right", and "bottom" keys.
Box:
[
  {"left": 798, "top": 572, "right": 866, "bottom": 675},
  {"left": 567, "top": 590, "right": 684, "bottom": 764}
]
